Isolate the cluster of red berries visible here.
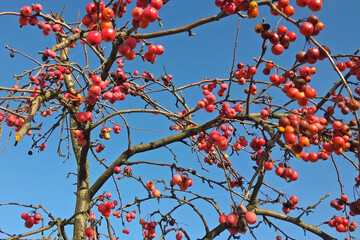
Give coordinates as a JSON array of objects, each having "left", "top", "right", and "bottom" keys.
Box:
[
  {"left": 349, "top": 197, "right": 360, "bottom": 216},
  {"left": 219, "top": 102, "right": 239, "bottom": 118},
  {"left": 215, "top": 0, "right": 259, "bottom": 18},
  {"left": 73, "top": 129, "right": 87, "bottom": 146},
  {"left": 207, "top": 130, "right": 230, "bottom": 152},
  {"left": 118, "top": 38, "right": 140, "bottom": 61},
  {"left": 131, "top": 0, "right": 165, "bottom": 28},
  {"left": 38, "top": 20, "right": 65, "bottom": 37},
  {"left": 139, "top": 219, "right": 157, "bottom": 239},
  {"left": 233, "top": 62, "right": 257, "bottom": 87},
  {"left": 97, "top": 192, "right": 118, "bottom": 217},
  {"left": 196, "top": 81, "right": 219, "bottom": 112},
  {"left": 99, "top": 127, "right": 112, "bottom": 140},
  {"left": 145, "top": 180, "right": 161, "bottom": 197},
  {"left": 82, "top": 2, "right": 117, "bottom": 45},
  {"left": 43, "top": 48, "right": 57, "bottom": 59},
  {"left": 249, "top": 137, "right": 265, "bottom": 151},
  {"left": 39, "top": 142, "right": 47, "bottom": 151},
  {"left": 278, "top": 114, "right": 330, "bottom": 159},
  {"left": 205, "top": 152, "right": 232, "bottom": 169},
  {"left": 6, "top": 115, "right": 24, "bottom": 131},
  {"left": 229, "top": 178, "right": 242, "bottom": 188},
  {"left": 330, "top": 195, "right": 349, "bottom": 211},
  {"left": 338, "top": 57, "right": 360, "bottom": 80},
  {"left": 28, "top": 66, "right": 71, "bottom": 90},
  {"left": 250, "top": 149, "right": 274, "bottom": 170},
  {"left": 111, "top": 0, "right": 131, "bottom": 18},
  {"left": 296, "top": 47, "right": 328, "bottom": 68},
  {"left": 233, "top": 135, "right": 248, "bottom": 151},
  {"left": 125, "top": 210, "right": 136, "bottom": 222},
  {"left": 299, "top": 15, "right": 325, "bottom": 37},
  {"left": 197, "top": 82, "right": 243, "bottom": 115},
  {"left": 95, "top": 143, "right": 106, "bottom": 153},
  {"left": 218, "top": 206, "right": 257, "bottom": 235},
  {"left": 197, "top": 126, "right": 239, "bottom": 153},
  {"left": 76, "top": 111, "right": 93, "bottom": 123},
  {"left": 63, "top": 92, "right": 83, "bottom": 107},
  {"left": 170, "top": 173, "right": 193, "bottom": 191},
  {"left": 270, "top": 0, "right": 295, "bottom": 17},
  {"left": 144, "top": 44, "right": 164, "bottom": 63},
  {"left": 21, "top": 212, "right": 41, "bottom": 228},
  {"left": 88, "top": 62, "right": 144, "bottom": 106},
  {"left": 275, "top": 163, "right": 298, "bottom": 182},
  {"left": 256, "top": 24, "right": 297, "bottom": 56},
  {"left": 18, "top": 4, "right": 42, "bottom": 27},
  {"left": 161, "top": 74, "right": 173, "bottom": 86},
  {"left": 328, "top": 93, "right": 360, "bottom": 116},
  {"left": 328, "top": 216, "right": 357, "bottom": 233},
  {"left": 19, "top": 4, "right": 67, "bottom": 37},
  {"left": 282, "top": 195, "right": 298, "bottom": 214},
  {"left": 87, "top": 76, "right": 108, "bottom": 105},
  {"left": 296, "top": 0, "right": 322, "bottom": 12}
]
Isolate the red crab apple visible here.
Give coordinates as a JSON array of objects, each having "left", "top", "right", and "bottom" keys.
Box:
[
  {"left": 245, "top": 211, "right": 257, "bottom": 224},
  {"left": 85, "top": 111, "right": 93, "bottom": 121},
  {"left": 151, "top": 0, "right": 163, "bottom": 10},
  {"left": 219, "top": 214, "right": 227, "bottom": 224},
  {"left": 85, "top": 227, "right": 94, "bottom": 237},
  {"left": 21, "top": 213, "right": 29, "bottom": 220},
  {"left": 152, "top": 189, "right": 161, "bottom": 197},
  {"left": 101, "top": 27, "right": 115, "bottom": 42},
  {"left": 20, "top": 6, "right": 32, "bottom": 17},
  {"left": 87, "top": 30, "right": 102, "bottom": 46},
  {"left": 132, "top": 7, "right": 144, "bottom": 20},
  {"left": 296, "top": 0, "right": 309, "bottom": 7},
  {"left": 19, "top": 16, "right": 29, "bottom": 26},
  {"left": 308, "top": 0, "right": 322, "bottom": 11},
  {"left": 226, "top": 213, "right": 238, "bottom": 227},
  {"left": 34, "top": 213, "right": 41, "bottom": 220},
  {"left": 176, "top": 232, "right": 183, "bottom": 240},
  {"left": 33, "top": 4, "right": 42, "bottom": 13},
  {"left": 76, "top": 112, "right": 87, "bottom": 122},
  {"left": 154, "top": 45, "right": 164, "bottom": 55},
  {"left": 300, "top": 22, "right": 314, "bottom": 36},
  {"left": 114, "top": 166, "right": 122, "bottom": 174},
  {"left": 271, "top": 44, "right": 284, "bottom": 55},
  {"left": 113, "top": 125, "right": 121, "bottom": 133},
  {"left": 172, "top": 174, "right": 182, "bottom": 185},
  {"left": 143, "top": 7, "right": 158, "bottom": 23},
  {"left": 118, "top": 43, "right": 131, "bottom": 56}
]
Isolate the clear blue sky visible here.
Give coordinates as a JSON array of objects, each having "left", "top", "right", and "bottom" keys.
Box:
[{"left": 0, "top": 1, "right": 360, "bottom": 239}]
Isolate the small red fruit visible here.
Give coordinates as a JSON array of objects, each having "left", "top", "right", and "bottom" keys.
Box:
[
  {"left": 143, "top": 7, "right": 158, "bottom": 23},
  {"left": 176, "top": 232, "right": 183, "bottom": 240},
  {"left": 85, "top": 227, "right": 94, "bottom": 237},
  {"left": 300, "top": 22, "right": 314, "bottom": 36},
  {"left": 271, "top": 44, "right": 284, "bottom": 55},
  {"left": 87, "top": 30, "right": 102, "bottom": 46},
  {"left": 101, "top": 27, "right": 116, "bottom": 42},
  {"left": 308, "top": 0, "right": 322, "bottom": 11},
  {"left": 245, "top": 211, "right": 257, "bottom": 224}
]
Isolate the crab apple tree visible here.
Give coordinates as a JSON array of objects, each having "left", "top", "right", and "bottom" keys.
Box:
[{"left": 0, "top": 0, "right": 360, "bottom": 240}]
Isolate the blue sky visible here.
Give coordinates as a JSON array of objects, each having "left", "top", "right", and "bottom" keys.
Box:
[{"left": 0, "top": 0, "right": 360, "bottom": 239}]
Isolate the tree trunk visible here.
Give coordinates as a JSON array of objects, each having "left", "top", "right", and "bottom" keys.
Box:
[{"left": 71, "top": 119, "right": 91, "bottom": 240}]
